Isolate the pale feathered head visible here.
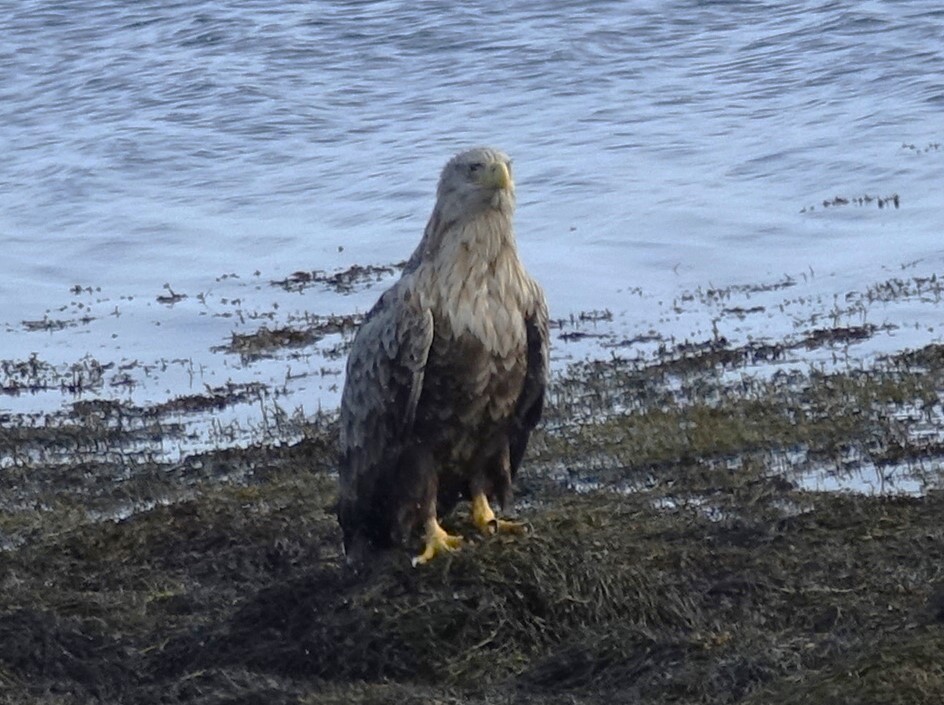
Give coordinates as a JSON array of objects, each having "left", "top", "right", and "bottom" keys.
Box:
[
  {"left": 434, "top": 146, "right": 515, "bottom": 223},
  {"left": 405, "top": 147, "right": 517, "bottom": 270}
]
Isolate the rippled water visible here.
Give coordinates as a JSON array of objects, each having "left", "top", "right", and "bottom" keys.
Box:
[{"left": 2, "top": 0, "right": 943, "bottom": 422}]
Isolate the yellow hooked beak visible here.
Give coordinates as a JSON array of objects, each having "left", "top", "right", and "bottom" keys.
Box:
[{"left": 479, "top": 160, "right": 512, "bottom": 191}]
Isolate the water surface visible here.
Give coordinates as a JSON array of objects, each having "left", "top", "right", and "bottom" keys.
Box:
[{"left": 2, "top": 0, "right": 943, "bottom": 422}]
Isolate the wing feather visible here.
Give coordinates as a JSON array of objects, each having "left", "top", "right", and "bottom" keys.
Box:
[
  {"left": 509, "top": 288, "right": 549, "bottom": 475},
  {"left": 338, "top": 279, "right": 433, "bottom": 529}
]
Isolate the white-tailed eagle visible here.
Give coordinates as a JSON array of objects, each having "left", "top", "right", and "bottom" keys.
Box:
[{"left": 338, "top": 147, "right": 549, "bottom": 566}]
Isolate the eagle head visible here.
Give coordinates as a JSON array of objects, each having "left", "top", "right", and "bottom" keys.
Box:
[{"left": 435, "top": 147, "right": 515, "bottom": 222}]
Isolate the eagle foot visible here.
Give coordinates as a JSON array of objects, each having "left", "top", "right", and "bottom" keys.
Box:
[
  {"left": 472, "top": 493, "right": 528, "bottom": 536},
  {"left": 486, "top": 517, "right": 530, "bottom": 536},
  {"left": 412, "top": 518, "right": 463, "bottom": 567}
]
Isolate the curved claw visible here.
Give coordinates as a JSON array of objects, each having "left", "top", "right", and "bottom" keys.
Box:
[{"left": 489, "top": 517, "right": 530, "bottom": 536}]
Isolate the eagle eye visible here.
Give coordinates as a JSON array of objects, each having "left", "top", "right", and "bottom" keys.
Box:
[{"left": 468, "top": 162, "right": 484, "bottom": 173}]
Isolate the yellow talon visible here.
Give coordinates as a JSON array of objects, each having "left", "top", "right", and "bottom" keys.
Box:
[
  {"left": 412, "top": 517, "right": 463, "bottom": 566},
  {"left": 471, "top": 493, "right": 528, "bottom": 536}
]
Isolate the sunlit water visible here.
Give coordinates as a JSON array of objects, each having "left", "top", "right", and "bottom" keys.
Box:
[{"left": 2, "top": 1, "right": 943, "bottom": 438}]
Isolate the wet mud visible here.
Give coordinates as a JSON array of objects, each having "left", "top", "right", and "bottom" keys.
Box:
[{"left": 2, "top": 307, "right": 944, "bottom": 703}]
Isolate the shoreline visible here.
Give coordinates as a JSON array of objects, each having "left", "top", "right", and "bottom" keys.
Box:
[{"left": 2, "top": 313, "right": 944, "bottom": 702}]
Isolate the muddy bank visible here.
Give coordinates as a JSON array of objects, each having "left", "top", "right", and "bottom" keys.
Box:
[{"left": 1, "top": 338, "right": 944, "bottom": 704}]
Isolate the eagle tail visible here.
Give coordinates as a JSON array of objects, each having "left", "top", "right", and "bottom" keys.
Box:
[{"left": 340, "top": 443, "right": 441, "bottom": 566}]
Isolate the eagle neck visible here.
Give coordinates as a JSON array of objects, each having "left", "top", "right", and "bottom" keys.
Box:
[
  {"left": 418, "top": 209, "right": 530, "bottom": 355},
  {"left": 445, "top": 210, "right": 516, "bottom": 265}
]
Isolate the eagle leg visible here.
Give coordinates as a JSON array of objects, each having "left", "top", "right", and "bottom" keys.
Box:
[
  {"left": 471, "top": 493, "right": 527, "bottom": 536},
  {"left": 411, "top": 516, "right": 463, "bottom": 566}
]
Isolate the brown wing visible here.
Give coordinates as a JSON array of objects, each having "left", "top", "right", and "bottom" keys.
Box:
[
  {"left": 337, "top": 278, "right": 433, "bottom": 550},
  {"left": 509, "top": 288, "right": 549, "bottom": 476}
]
